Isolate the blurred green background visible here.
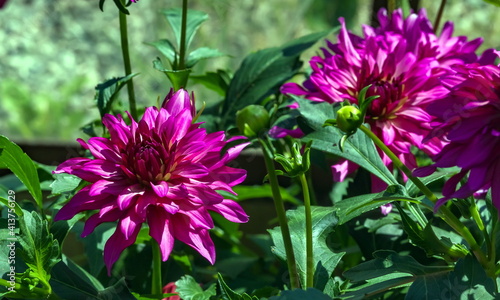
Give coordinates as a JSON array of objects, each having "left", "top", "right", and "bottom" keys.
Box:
[{"left": 0, "top": 0, "right": 498, "bottom": 142}]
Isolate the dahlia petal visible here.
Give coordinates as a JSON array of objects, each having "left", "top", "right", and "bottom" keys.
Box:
[
  {"left": 82, "top": 205, "right": 123, "bottom": 237},
  {"left": 89, "top": 179, "right": 127, "bottom": 196},
  {"left": 208, "top": 199, "right": 249, "bottom": 223},
  {"left": 53, "top": 157, "right": 91, "bottom": 175},
  {"left": 207, "top": 166, "right": 247, "bottom": 187},
  {"left": 490, "top": 164, "right": 500, "bottom": 212},
  {"left": 147, "top": 206, "right": 175, "bottom": 261},
  {"left": 331, "top": 159, "right": 358, "bottom": 182},
  {"left": 179, "top": 207, "right": 214, "bottom": 229},
  {"left": 162, "top": 89, "right": 192, "bottom": 117},
  {"left": 79, "top": 160, "right": 125, "bottom": 180},
  {"left": 151, "top": 181, "right": 169, "bottom": 198},
  {"left": 380, "top": 203, "right": 392, "bottom": 215},
  {"left": 103, "top": 213, "right": 143, "bottom": 274},
  {"left": 102, "top": 116, "right": 131, "bottom": 149},
  {"left": 442, "top": 170, "right": 467, "bottom": 198},
  {"left": 55, "top": 186, "right": 113, "bottom": 221},
  {"left": 172, "top": 214, "right": 215, "bottom": 264},
  {"left": 86, "top": 137, "right": 121, "bottom": 163},
  {"left": 117, "top": 185, "right": 144, "bottom": 210}
]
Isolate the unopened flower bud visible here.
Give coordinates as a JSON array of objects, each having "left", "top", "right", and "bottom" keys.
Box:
[
  {"left": 236, "top": 105, "right": 270, "bottom": 137},
  {"left": 336, "top": 105, "right": 363, "bottom": 134}
]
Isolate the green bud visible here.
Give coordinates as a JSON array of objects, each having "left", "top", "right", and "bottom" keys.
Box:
[
  {"left": 336, "top": 105, "right": 363, "bottom": 134},
  {"left": 236, "top": 105, "right": 270, "bottom": 137}
]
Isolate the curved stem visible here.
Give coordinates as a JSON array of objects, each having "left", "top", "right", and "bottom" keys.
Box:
[
  {"left": 119, "top": 2, "right": 138, "bottom": 120},
  {"left": 433, "top": 0, "right": 447, "bottom": 33},
  {"left": 151, "top": 239, "right": 163, "bottom": 298},
  {"left": 299, "top": 173, "right": 314, "bottom": 289},
  {"left": 178, "top": 0, "right": 188, "bottom": 70},
  {"left": 358, "top": 125, "right": 490, "bottom": 271},
  {"left": 259, "top": 138, "right": 301, "bottom": 290}
]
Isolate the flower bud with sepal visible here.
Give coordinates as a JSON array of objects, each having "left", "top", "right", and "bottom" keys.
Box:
[{"left": 236, "top": 105, "right": 270, "bottom": 138}]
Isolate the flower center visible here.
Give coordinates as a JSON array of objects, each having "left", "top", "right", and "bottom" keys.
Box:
[
  {"left": 364, "top": 78, "right": 405, "bottom": 121},
  {"left": 129, "top": 140, "right": 175, "bottom": 185}
]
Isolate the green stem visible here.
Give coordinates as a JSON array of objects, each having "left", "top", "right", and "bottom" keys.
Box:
[
  {"left": 358, "top": 125, "right": 490, "bottom": 272},
  {"left": 0, "top": 278, "right": 55, "bottom": 299},
  {"left": 299, "top": 173, "right": 314, "bottom": 289},
  {"left": 387, "top": 0, "right": 396, "bottom": 13},
  {"left": 119, "top": 2, "right": 138, "bottom": 120},
  {"left": 151, "top": 240, "right": 163, "bottom": 298},
  {"left": 433, "top": 0, "right": 447, "bottom": 33},
  {"left": 178, "top": 0, "right": 188, "bottom": 70},
  {"left": 259, "top": 138, "right": 301, "bottom": 290}
]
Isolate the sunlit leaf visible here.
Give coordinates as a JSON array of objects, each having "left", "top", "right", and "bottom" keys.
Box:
[
  {"left": 0, "top": 136, "right": 43, "bottom": 209},
  {"left": 268, "top": 206, "right": 344, "bottom": 290}
]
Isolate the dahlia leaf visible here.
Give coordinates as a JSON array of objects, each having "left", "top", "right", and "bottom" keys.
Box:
[
  {"left": 17, "top": 210, "right": 60, "bottom": 288},
  {"left": 162, "top": 8, "right": 208, "bottom": 52},
  {"left": 220, "top": 30, "right": 333, "bottom": 129},
  {"left": 94, "top": 73, "right": 139, "bottom": 119},
  {"left": 146, "top": 39, "right": 177, "bottom": 66},
  {"left": 186, "top": 47, "right": 225, "bottom": 68},
  {"left": 294, "top": 97, "right": 399, "bottom": 186},
  {"left": 483, "top": 0, "right": 500, "bottom": 6},
  {"left": 269, "top": 288, "right": 332, "bottom": 300},
  {"left": 268, "top": 206, "right": 344, "bottom": 291},
  {"left": 218, "top": 273, "right": 259, "bottom": 300},
  {"left": 190, "top": 70, "right": 231, "bottom": 97},
  {"left": 0, "top": 136, "right": 43, "bottom": 209},
  {"left": 333, "top": 184, "right": 410, "bottom": 225},
  {"left": 175, "top": 275, "right": 216, "bottom": 300},
  {"left": 406, "top": 255, "right": 496, "bottom": 299},
  {"left": 342, "top": 250, "right": 453, "bottom": 299},
  {"left": 50, "top": 173, "right": 81, "bottom": 195},
  {"left": 112, "top": 0, "right": 129, "bottom": 15}
]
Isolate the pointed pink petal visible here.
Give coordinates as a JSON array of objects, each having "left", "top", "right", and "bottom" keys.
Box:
[{"left": 208, "top": 199, "right": 249, "bottom": 223}]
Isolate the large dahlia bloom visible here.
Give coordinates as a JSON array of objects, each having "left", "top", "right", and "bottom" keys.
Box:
[
  {"left": 415, "top": 63, "right": 500, "bottom": 211},
  {"left": 281, "top": 8, "right": 495, "bottom": 189},
  {"left": 54, "top": 89, "right": 249, "bottom": 273}
]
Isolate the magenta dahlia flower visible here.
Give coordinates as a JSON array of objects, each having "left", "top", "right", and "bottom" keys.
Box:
[
  {"left": 281, "top": 8, "right": 495, "bottom": 190},
  {"left": 414, "top": 62, "right": 500, "bottom": 211},
  {"left": 54, "top": 89, "right": 249, "bottom": 273}
]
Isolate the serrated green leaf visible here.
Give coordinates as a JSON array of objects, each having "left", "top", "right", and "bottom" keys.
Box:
[
  {"left": 95, "top": 73, "right": 139, "bottom": 118},
  {"left": 268, "top": 206, "right": 344, "bottom": 290},
  {"left": 190, "top": 70, "right": 231, "bottom": 96},
  {"left": 334, "top": 184, "right": 410, "bottom": 224},
  {"left": 269, "top": 288, "right": 332, "bottom": 300},
  {"left": 406, "top": 255, "right": 496, "bottom": 300},
  {"left": 218, "top": 273, "right": 258, "bottom": 300},
  {"left": 294, "top": 97, "right": 399, "bottom": 187},
  {"left": 17, "top": 210, "right": 60, "bottom": 289},
  {"left": 175, "top": 275, "right": 216, "bottom": 300},
  {"left": 342, "top": 250, "right": 453, "bottom": 299},
  {"left": 50, "top": 173, "right": 81, "bottom": 195},
  {"left": 186, "top": 47, "right": 225, "bottom": 68},
  {"left": 162, "top": 8, "right": 208, "bottom": 52},
  {"left": 146, "top": 39, "right": 177, "bottom": 65},
  {"left": 220, "top": 30, "right": 333, "bottom": 130},
  {"left": 0, "top": 136, "right": 43, "bottom": 209}
]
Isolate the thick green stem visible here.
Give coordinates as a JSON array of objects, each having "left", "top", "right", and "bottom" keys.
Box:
[
  {"left": 299, "top": 173, "right": 314, "bottom": 289},
  {"left": 259, "top": 139, "right": 301, "bottom": 289},
  {"left": 178, "top": 0, "right": 188, "bottom": 70},
  {"left": 387, "top": 0, "right": 396, "bottom": 13},
  {"left": 433, "top": 0, "right": 447, "bottom": 33},
  {"left": 0, "top": 278, "right": 56, "bottom": 299},
  {"left": 358, "top": 125, "right": 491, "bottom": 272},
  {"left": 151, "top": 240, "right": 163, "bottom": 298},
  {"left": 119, "top": 3, "right": 137, "bottom": 120}
]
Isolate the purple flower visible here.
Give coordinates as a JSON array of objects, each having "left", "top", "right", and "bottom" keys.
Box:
[
  {"left": 54, "top": 89, "right": 249, "bottom": 273},
  {"left": 414, "top": 62, "right": 500, "bottom": 211},
  {"left": 281, "top": 8, "right": 494, "bottom": 191}
]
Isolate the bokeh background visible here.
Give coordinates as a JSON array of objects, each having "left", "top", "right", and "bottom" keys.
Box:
[{"left": 1, "top": 0, "right": 499, "bottom": 142}]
